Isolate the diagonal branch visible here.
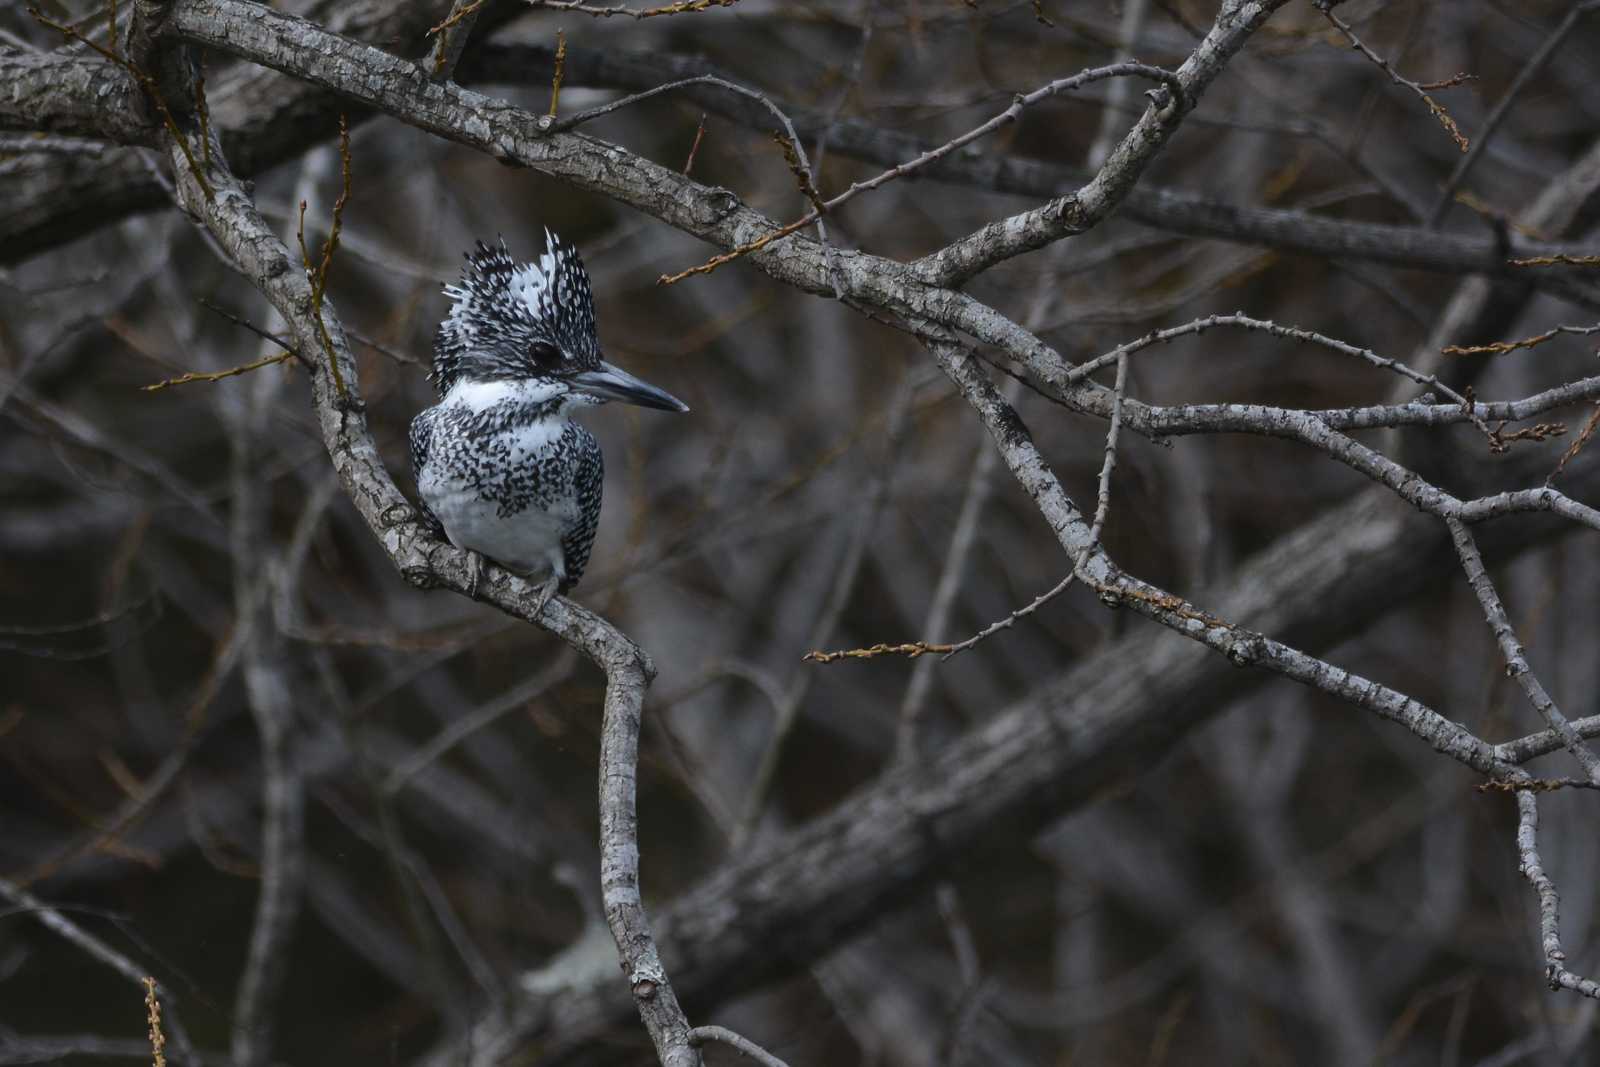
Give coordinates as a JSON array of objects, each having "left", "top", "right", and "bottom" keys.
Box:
[
  {"left": 915, "top": 0, "right": 1293, "bottom": 286},
  {"left": 1446, "top": 518, "right": 1600, "bottom": 784}
]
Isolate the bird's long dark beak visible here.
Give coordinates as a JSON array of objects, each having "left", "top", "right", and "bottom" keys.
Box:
[{"left": 569, "top": 361, "right": 689, "bottom": 412}]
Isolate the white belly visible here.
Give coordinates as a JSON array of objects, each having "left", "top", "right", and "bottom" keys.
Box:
[
  {"left": 417, "top": 409, "right": 578, "bottom": 580},
  {"left": 428, "top": 487, "right": 571, "bottom": 580}
]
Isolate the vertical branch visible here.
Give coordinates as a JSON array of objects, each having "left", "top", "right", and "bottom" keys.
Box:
[
  {"left": 548, "top": 29, "right": 567, "bottom": 118},
  {"left": 1084, "top": 353, "right": 1127, "bottom": 549},
  {"left": 681, "top": 112, "right": 707, "bottom": 175},
  {"left": 295, "top": 115, "right": 351, "bottom": 400},
  {"left": 1447, "top": 518, "right": 1600, "bottom": 784},
  {"left": 598, "top": 646, "right": 701, "bottom": 1066},
  {"left": 1515, "top": 791, "right": 1600, "bottom": 998},
  {"left": 142, "top": 978, "right": 167, "bottom": 1067},
  {"left": 227, "top": 309, "right": 306, "bottom": 1067},
  {"left": 429, "top": 0, "right": 485, "bottom": 81}
]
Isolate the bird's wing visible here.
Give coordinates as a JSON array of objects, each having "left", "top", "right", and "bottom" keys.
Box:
[
  {"left": 408, "top": 406, "right": 447, "bottom": 536},
  {"left": 558, "top": 425, "right": 604, "bottom": 592}
]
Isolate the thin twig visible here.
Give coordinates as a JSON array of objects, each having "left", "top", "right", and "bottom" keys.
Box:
[
  {"left": 1070, "top": 313, "right": 1504, "bottom": 450},
  {"left": 1475, "top": 776, "right": 1600, "bottom": 794},
  {"left": 939, "top": 354, "right": 1125, "bottom": 663},
  {"left": 143, "top": 978, "right": 167, "bottom": 1067},
  {"left": 894, "top": 382, "right": 1016, "bottom": 761},
  {"left": 295, "top": 115, "right": 352, "bottom": 398},
  {"left": 658, "top": 62, "right": 1182, "bottom": 284},
  {"left": 27, "top": 6, "right": 214, "bottom": 200},
  {"left": 688, "top": 1026, "right": 792, "bottom": 1067},
  {"left": 820, "top": 62, "right": 1182, "bottom": 214},
  {"left": 681, "top": 112, "right": 707, "bottom": 175},
  {"left": 1549, "top": 403, "right": 1600, "bottom": 484},
  {"left": 773, "top": 130, "right": 825, "bottom": 213},
  {"left": 1085, "top": 353, "right": 1127, "bottom": 547},
  {"left": 547, "top": 29, "right": 566, "bottom": 117},
  {"left": 525, "top": 0, "right": 739, "bottom": 17},
  {"left": 198, "top": 297, "right": 300, "bottom": 353},
  {"left": 1498, "top": 715, "right": 1600, "bottom": 767},
  {"left": 658, "top": 213, "right": 814, "bottom": 285},
  {"left": 1316, "top": 2, "right": 1469, "bottom": 152},
  {"left": 142, "top": 350, "right": 294, "bottom": 392},
  {"left": 382, "top": 653, "right": 577, "bottom": 795},
  {"left": 347, "top": 328, "right": 424, "bottom": 366},
  {"left": 1426, "top": 1, "right": 1599, "bottom": 224},
  {"left": 541, "top": 72, "right": 827, "bottom": 287},
  {"left": 429, "top": 0, "right": 487, "bottom": 79},
  {"left": 1509, "top": 254, "right": 1600, "bottom": 268},
  {"left": 803, "top": 641, "right": 953, "bottom": 664},
  {"left": 809, "top": 355, "right": 1128, "bottom": 667},
  {"left": 1443, "top": 323, "right": 1600, "bottom": 357},
  {"left": 430, "top": 0, "right": 487, "bottom": 36}
]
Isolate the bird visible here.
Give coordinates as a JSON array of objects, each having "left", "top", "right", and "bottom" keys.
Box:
[{"left": 409, "top": 232, "right": 688, "bottom": 616}]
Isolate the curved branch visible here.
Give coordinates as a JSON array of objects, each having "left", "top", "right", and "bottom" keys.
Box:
[{"left": 137, "top": 35, "right": 698, "bottom": 1066}]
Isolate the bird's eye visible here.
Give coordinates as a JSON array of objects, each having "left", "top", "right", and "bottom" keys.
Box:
[{"left": 528, "top": 341, "right": 562, "bottom": 369}]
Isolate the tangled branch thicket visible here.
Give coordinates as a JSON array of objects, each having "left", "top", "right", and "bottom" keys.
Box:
[{"left": 5, "top": 1, "right": 1600, "bottom": 1064}]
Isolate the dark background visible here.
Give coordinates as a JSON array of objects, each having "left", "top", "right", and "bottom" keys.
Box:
[{"left": 4, "top": 1, "right": 1600, "bottom": 1064}]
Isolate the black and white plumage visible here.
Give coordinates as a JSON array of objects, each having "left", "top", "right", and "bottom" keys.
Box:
[{"left": 410, "top": 232, "right": 687, "bottom": 609}]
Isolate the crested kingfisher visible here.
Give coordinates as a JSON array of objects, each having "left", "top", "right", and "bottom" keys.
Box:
[{"left": 409, "top": 232, "right": 688, "bottom": 614}]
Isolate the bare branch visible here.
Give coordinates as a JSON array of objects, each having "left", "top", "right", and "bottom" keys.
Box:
[
  {"left": 1514, "top": 792, "right": 1600, "bottom": 999},
  {"left": 916, "top": 0, "right": 1292, "bottom": 286},
  {"left": 294, "top": 114, "right": 351, "bottom": 399},
  {"left": 1446, "top": 518, "right": 1600, "bottom": 784},
  {"left": 143, "top": 978, "right": 168, "bottom": 1067},
  {"left": 1442, "top": 323, "right": 1600, "bottom": 357},
  {"left": 525, "top": 0, "right": 740, "bottom": 17},
  {"left": 1426, "top": 1, "right": 1600, "bottom": 224},
  {"left": 1315, "top": 1, "right": 1470, "bottom": 152},
  {"left": 0, "top": 877, "right": 199, "bottom": 1062},
  {"left": 428, "top": 0, "right": 486, "bottom": 81},
  {"left": 141, "top": 349, "right": 294, "bottom": 392},
  {"left": 687, "top": 1026, "right": 792, "bottom": 1067}
]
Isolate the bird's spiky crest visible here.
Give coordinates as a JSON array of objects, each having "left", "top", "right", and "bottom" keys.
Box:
[{"left": 430, "top": 231, "right": 601, "bottom": 396}]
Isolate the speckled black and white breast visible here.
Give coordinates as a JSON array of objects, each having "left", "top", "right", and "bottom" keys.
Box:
[{"left": 410, "top": 379, "right": 604, "bottom": 590}]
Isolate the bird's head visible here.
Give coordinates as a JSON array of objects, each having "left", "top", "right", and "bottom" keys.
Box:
[{"left": 431, "top": 232, "right": 689, "bottom": 414}]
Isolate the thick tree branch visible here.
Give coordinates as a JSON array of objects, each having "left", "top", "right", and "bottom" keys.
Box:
[{"left": 7, "top": 29, "right": 1599, "bottom": 282}]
